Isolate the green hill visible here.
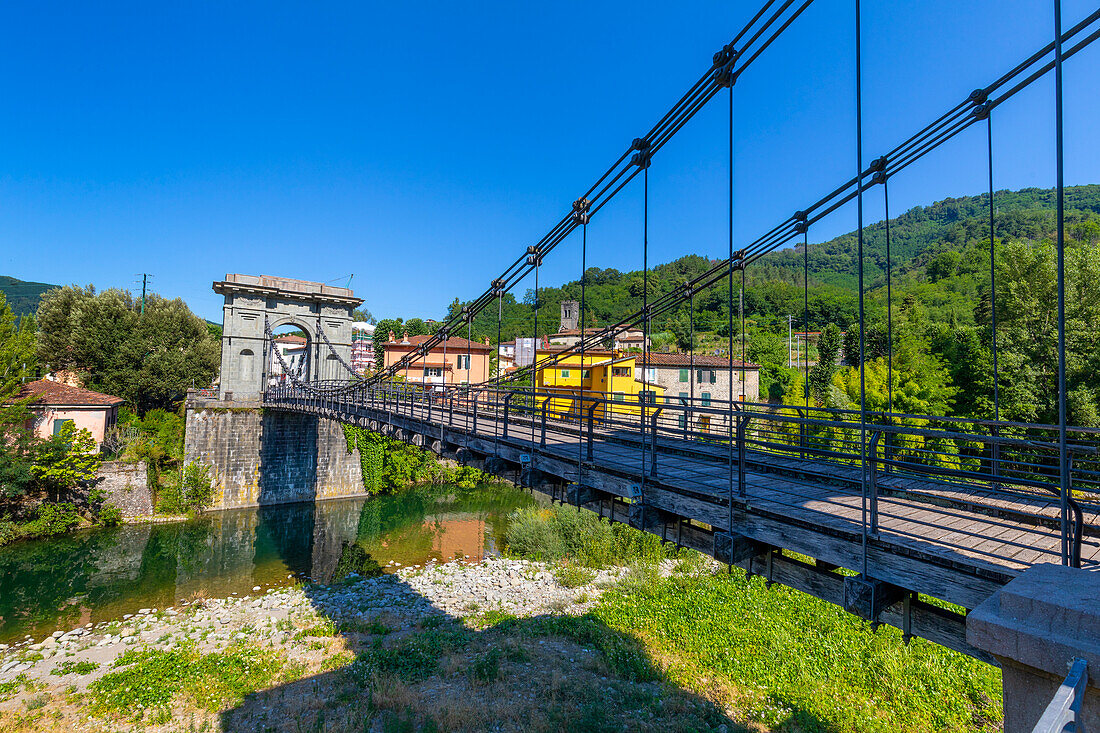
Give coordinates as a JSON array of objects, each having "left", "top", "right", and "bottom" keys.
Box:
[
  {"left": 456, "top": 184, "right": 1100, "bottom": 341},
  {"left": 0, "top": 276, "right": 58, "bottom": 317}
]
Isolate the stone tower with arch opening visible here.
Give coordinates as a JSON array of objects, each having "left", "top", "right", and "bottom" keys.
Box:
[{"left": 214, "top": 274, "right": 362, "bottom": 401}]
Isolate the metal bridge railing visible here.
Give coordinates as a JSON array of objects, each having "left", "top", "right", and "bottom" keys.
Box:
[
  {"left": 263, "top": 380, "right": 1099, "bottom": 573},
  {"left": 1032, "top": 658, "right": 1089, "bottom": 733}
]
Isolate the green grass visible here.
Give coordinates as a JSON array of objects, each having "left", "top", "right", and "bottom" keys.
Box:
[
  {"left": 581, "top": 569, "right": 1002, "bottom": 732},
  {"left": 89, "top": 643, "right": 295, "bottom": 719},
  {"left": 554, "top": 563, "right": 597, "bottom": 588},
  {"left": 49, "top": 660, "right": 99, "bottom": 676}
]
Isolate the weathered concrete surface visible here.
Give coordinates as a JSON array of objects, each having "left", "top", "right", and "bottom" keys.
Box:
[
  {"left": 184, "top": 399, "right": 364, "bottom": 510},
  {"left": 967, "top": 563, "right": 1099, "bottom": 732},
  {"left": 93, "top": 461, "right": 152, "bottom": 517}
]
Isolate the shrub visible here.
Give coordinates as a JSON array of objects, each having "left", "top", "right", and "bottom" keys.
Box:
[
  {"left": 505, "top": 504, "right": 672, "bottom": 568},
  {"left": 182, "top": 463, "right": 213, "bottom": 510},
  {"left": 554, "top": 564, "right": 597, "bottom": 588},
  {"left": 26, "top": 502, "right": 81, "bottom": 537},
  {"left": 504, "top": 508, "right": 566, "bottom": 561},
  {"left": 97, "top": 503, "right": 123, "bottom": 527}
]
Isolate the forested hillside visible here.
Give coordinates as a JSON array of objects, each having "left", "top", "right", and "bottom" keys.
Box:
[
  {"left": 438, "top": 184, "right": 1100, "bottom": 426},
  {"left": 0, "top": 276, "right": 58, "bottom": 317}
]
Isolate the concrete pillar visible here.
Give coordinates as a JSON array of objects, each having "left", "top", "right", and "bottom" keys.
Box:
[{"left": 966, "top": 563, "right": 1099, "bottom": 732}]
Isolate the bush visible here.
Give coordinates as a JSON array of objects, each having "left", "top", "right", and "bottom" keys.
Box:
[
  {"left": 97, "top": 503, "right": 123, "bottom": 527},
  {"left": 504, "top": 508, "right": 566, "bottom": 561},
  {"left": 27, "top": 502, "right": 81, "bottom": 537},
  {"left": 504, "top": 504, "right": 671, "bottom": 568},
  {"left": 554, "top": 564, "right": 597, "bottom": 588},
  {"left": 156, "top": 463, "right": 212, "bottom": 515},
  {"left": 182, "top": 463, "right": 212, "bottom": 510}
]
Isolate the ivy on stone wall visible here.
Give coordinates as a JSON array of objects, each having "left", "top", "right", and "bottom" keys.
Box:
[{"left": 340, "top": 424, "right": 489, "bottom": 493}]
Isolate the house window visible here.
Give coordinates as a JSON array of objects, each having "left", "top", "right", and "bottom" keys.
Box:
[
  {"left": 456, "top": 355, "right": 470, "bottom": 370},
  {"left": 677, "top": 414, "right": 686, "bottom": 429},
  {"left": 561, "top": 369, "right": 571, "bottom": 378},
  {"left": 582, "top": 370, "right": 590, "bottom": 379},
  {"left": 612, "top": 366, "right": 631, "bottom": 378},
  {"left": 678, "top": 391, "right": 689, "bottom": 406},
  {"left": 701, "top": 392, "right": 711, "bottom": 407},
  {"left": 612, "top": 392, "right": 625, "bottom": 402},
  {"left": 425, "top": 367, "right": 443, "bottom": 377},
  {"left": 678, "top": 368, "right": 689, "bottom": 383},
  {"left": 52, "top": 418, "right": 74, "bottom": 436},
  {"left": 640, "top": 390, "right": 656, "bottom": 404},
  {"left": 645, "top": 367, "right": 656, "bottom": 381},
  {"left": 697, "top": 369, "right": 717, "bottom": 383}
]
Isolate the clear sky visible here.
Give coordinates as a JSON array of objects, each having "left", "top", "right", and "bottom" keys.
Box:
[{"left": 2, "top": 1, "right": 1098, "bottom": 322}]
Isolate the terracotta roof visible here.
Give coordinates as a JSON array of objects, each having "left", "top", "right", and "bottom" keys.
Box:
[
  {"left": 275, "top": 334, "right": 307, "bottom": 344},
  {"left": 385, "top": 334, "right": 493, "bottom": 352},
  {"left": 14, "top": 379, "right": 126, "bottom": 407},
  {"left": 638, "top": 353, "right": 759, "bottom": 369}
]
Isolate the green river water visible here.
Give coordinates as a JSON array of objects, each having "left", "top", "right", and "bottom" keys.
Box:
[{"left": 0, "top": 483, "right": 536, "bottom": 645}]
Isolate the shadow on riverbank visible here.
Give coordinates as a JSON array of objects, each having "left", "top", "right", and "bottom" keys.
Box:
[{"left": 217, "top": 569, "right": 764, "bottom": 732}]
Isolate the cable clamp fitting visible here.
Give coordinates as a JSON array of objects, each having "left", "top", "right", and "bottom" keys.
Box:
[
  {"left": 968, "top": 87, "right": 989, "bottom": 106},
  {"left": 572, "top": 197, "right": 591, "bottom": 225},
  {"left": 712, "top": 44, "right": 738, "bottom": 87},
  {"left": 972, "top": 101, "right": 992, "bottom": 121}
]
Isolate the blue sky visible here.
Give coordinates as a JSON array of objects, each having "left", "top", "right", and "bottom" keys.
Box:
[{"left": 2, "top": 1, "right": 1098, "bottom": 322}]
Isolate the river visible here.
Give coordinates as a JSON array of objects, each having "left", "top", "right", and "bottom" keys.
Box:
[{"left": 0, "top": 483, "right": 536, "bottom": 645}]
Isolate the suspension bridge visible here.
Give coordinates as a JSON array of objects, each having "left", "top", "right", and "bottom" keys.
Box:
[{"left": 234, "top": 3, "right": 1100, "bottom": 728}]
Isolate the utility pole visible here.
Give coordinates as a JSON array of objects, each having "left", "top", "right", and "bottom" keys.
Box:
[
  {"left": 135, "top": 273, "right": 153, "bottom": 314},
  {"left": 788, "top": 315, "right": 793, "bottom": 368}
]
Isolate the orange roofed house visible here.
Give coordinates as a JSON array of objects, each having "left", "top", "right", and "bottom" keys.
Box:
[
  {"left": 382, "top": 333, "right": 493, "bottom": 389},
  {"left": 14, "top": 379, "right": 126, "bottom": 450}
]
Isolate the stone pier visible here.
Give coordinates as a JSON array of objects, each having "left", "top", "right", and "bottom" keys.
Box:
[
  {"left": 967, "top": 563, "right": 1098, "bottom": 732},
  {"left": 183, "top": 397, "right": 364, "bottom": 510}
]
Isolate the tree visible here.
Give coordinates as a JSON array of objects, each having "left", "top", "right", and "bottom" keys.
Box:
[
  {"left": 36, "top": 287, "right": 220, "bottom": 413},
  {"left": 809, "top": 324, "right": 841, "bottom": 404},
  {"left": 353, "top": 307, "right": 374, "bottom": 323},
  {"left": 0, "top": 293, "right": 37, "bottom": 398},
  {"left": 0, "top": 292, "right": 39, "bottom": 499},
  {"left": 31, "top": 422, "right": 102, "bottom": 502}
]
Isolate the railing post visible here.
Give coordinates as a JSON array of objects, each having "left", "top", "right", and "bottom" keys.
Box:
[
  {"left": 503, "top": 393, "right": 513, "bottom": 440},
  {"left": 587, "top": 400, "right": 598, "bottom": 461},
  {"left": 650, "top": 409, "right": 658, "bottom": 477},
  {"left": 540, "top": 400, "right": 547, "bottom": 448},
  {"left": 737, "top": 411, "right": 750, "bottom": 498},
  {"left": 472, "top": 392, "right": 479, "bottom": 435},
  {"left": 869, "top": 430, "right": 882, "bottom": 536}
]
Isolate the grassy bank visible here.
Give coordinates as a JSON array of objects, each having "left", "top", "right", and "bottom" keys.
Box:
[
  {"left": 0, "top": 503, "right": 1003, "bottom": 732},
  {"left": 500, "top": 505, "right": 1002, "bottom": 732}
]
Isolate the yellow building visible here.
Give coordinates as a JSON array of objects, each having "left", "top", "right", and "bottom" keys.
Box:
[{"left": 533, "top": 348, "right": 664, "bottom": 421}]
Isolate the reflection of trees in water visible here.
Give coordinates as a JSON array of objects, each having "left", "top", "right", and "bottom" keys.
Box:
[
  {"left": 0, "top": 525, "right": 136, "bottom": 639},
  {"left": 0, "top": 485, "right": 534, "bottom": 643}
]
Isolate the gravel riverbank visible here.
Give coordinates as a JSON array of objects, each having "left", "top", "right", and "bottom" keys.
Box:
[{"left": 0, "top": 557, "right": 647, "bottom": 728}]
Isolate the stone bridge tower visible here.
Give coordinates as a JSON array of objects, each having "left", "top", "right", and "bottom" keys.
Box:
[{"left": 214, "top": 274, "right": 363, "bottom": 401}]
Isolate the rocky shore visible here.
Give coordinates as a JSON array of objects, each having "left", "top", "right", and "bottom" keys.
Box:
[{"left": 0, "top": 557, "right": 637, "bottom": 714}]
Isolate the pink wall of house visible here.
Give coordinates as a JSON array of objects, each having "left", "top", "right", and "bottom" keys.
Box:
[{"left": 31, "top": 405, "right": 119, "bottom": 449}]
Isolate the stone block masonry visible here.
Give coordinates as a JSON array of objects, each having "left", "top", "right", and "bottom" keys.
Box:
[
  {"left": 93, "top": 461, "right": 152, "bottom": 517},
  {"left": 184, "top": 399, "right": 364, "bottom": 510}
]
